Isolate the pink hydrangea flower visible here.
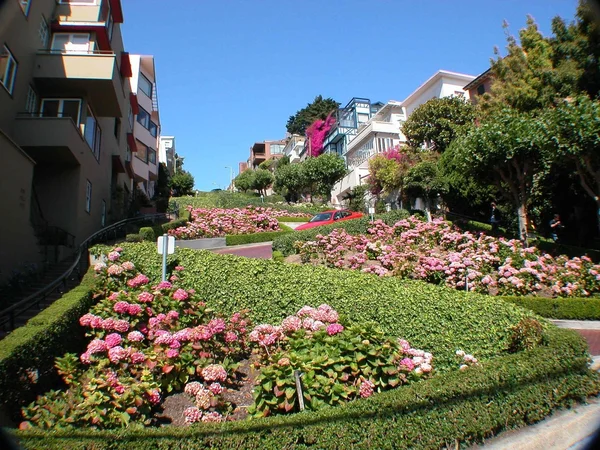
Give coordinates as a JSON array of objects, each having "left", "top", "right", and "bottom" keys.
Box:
[
  {"left": 399, "top": 358, "right": 415, "bottom": 371},
  {"left": 208, "top": 382, "right": 223, "bottom": 395},
  {"left": 172, "top": 289, "right": 189, "bottom": 301},
  {"left": 127, "top": 304, "right": 142, "bottom": 315},
  {"left": 193, "top": 325, "right": 213, "bottom": 341},
  {"left": 146, "top": 389, "right": 161, "bottom": 405},
  {"left": 108, "top": 346, "right": 128, "bottom": 363},
  {"left": 166, "top": 310, "right": 179, "bottom": 321},
  {"left": 79, "top": 313, "right": 96, "bottom": 327},
  {"left": 113, "top": 247, "right": 123, "bottom": 252},
  {"left": 127, "top": 274, "right": 150, "bottom": 288},
  {"left": 107, "top": 265, "right": 124, "bottom": 276},
  {"left": 127, "top": 331, "right": 144, "bottom": 342},
  {"left": 201, "top": 364, "right": 227, "bottom": 382},
  {"left": 108, "top": 292, "right": 120, "bottom": 301},
  {"left": 169, "top": 340, "right": 181, "bottom": 349},
  {"left": 154, "top": 333, "right": 174, "bottom": 345},
  {"left": 137, "top": 292, "right": 154, "bottom": 303},
  {"left": 130, "top": 352, "right": 146, "bottom": 364},
  {"left": 185, "top": 382, "right": 203, "bottom": 396},
  {"left": 201, "top": 411, "right": 223, "bottom": 423},
  {"left": 169, "top": 275, "right": 179, "bottom": 282},
  {"left": 94, "top": 262, "right": 106, "bottom": 272},
  {"left": 121, "top": 261, "right": 135, "bottom": 271},
  {"left": 208, "top": 318, "right": 226, "bottom": 334},
  {"left": 113, "top": 319, "right": 130, "bottom": 333},
  {"left": 173, "top": 328, "right": 193, "bottom": 342},
  {"left": 87, "top": 339, "right": 107, "bottom": 354},
  {"left": 224, "top": 331, "right": 238, "bottom": 343},
  {"left": 105, "top": 333, "right": 122, "bottom": 349},
  {"left": 281, "top": 316, "right": 301, "bottom": 333},
  {"left": 359, "top": 379, "right": 375, "bottom": 398},
  {"left": 80, "top": 352, "right": 91, "bottom": 364},
  {"left": 326, "top": 323, "right": 344, "bottom": 336},
  {"left": 174, "top": 265, "right": 185, "bottom": 271},
  {"left": 166, "top": 349, "right": 179, "bottom": 359},
  {"left": 156, "top": 281, "right": 172, "bottom": 290},
  {"left": 184, "top": 406, "right": 202, "bottom": 424},
  {"left": 107, "top": 251, "right": 120, "bottom": 261},
  {"left": 114, "top": 301, "right": 130, "bottom": 314},
  {"left": 195, "top": 388, "right": 212, "bottom": 410},
  {"left": 114, "top": 385, "right": 125, "bottom": 395},
  {"left": 90, "top": 316, "right": 104, "bottom": 328}
]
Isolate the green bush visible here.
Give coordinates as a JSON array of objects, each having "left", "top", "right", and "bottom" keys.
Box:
[
  {"left": 14, "top": 327, "right": 599, "bottom": 449},
  {"left": 273, "top": 210, "right": 410, "bottom": 256},
  {"left": 276, "top": 216, "right": 310, "bottom": 222},
  {"left": 0, "top": 270, "right": 96, "bottom": 423},
  {"left": 225, "top": 227, "right": 293, "bottom": 246},
  {"left": 501, "top": 296, "right": 600, "bottom": 320},
  {"left": 125, "top": 234, "right": 143, "bottom": 243},
  {"left": 272, "top": 250, "right": 284, "bottom": 263},
  {"left": 171, "top": 195, "right": 326, "bottom": 215},
  {"left": 138, "top": 227, "right": 155, "bottom": 241}
]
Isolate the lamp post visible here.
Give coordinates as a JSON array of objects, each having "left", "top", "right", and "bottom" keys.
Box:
[{"left": 225, "top": 166, "right": 233, "bottom": 192}]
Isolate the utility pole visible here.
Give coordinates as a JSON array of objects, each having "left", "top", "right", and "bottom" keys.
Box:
[{"left": 225, "top": 166, "right": 233, "bottom": 192}]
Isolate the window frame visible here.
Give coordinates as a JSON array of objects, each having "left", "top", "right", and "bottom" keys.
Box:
[
  {"left": 136, "top": 106, "right": 150, "bottom": 129},
  {"left": 148, "top": 148, "right": 156, "bottom": 165},
  {"left": 85, "top": 180, "right": 92, "bottom": 213},
  {"left": 50, "top": 33, "right": 92, "bottom": 54},
  {"left": 19, "top": 0, "right": 31, "bottom": 17},
  {"left": 39, "top": 16, "right": 49, "bottom": 48},
  {"left": 84, "top": 105, "right": 101, "bottom": 161},
  {"left": 59, "top": 0, "right": 98, "bottom": 4},
  {"left": 135, "top": 140, "right": 148, "bottom": 163},
  {"left": 149, "top": 120, "right": 158, "bottom": 137},
  {"left": 40, "top": 98, "right": 82, "bottom": 124},
  {"left": 0, "top": 45, "right": 18, "bottom": 95},
  {"left": 138, "top": 73, "right": 153, "bottom": 98},
  {"left": 25, "top": 85, "right": 37, "bottom": 114},
  {"left": 101, "top": 199, "right": 106, "bottom": 227}
]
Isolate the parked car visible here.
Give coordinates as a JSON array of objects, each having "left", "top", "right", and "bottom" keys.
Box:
[{"left": 295, "top": 209, "right": 364, "bottom": 231}]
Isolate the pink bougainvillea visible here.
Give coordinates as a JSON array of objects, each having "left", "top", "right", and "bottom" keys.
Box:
[{"left": 305, "top": 114, "right": 336, "bottom": 157}]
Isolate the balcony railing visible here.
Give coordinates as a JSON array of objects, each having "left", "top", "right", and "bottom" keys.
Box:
[{"left": 347, "top": 138, "right": 377, "bottom": 170}]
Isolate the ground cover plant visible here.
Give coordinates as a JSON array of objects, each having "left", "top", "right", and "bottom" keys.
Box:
[
  {"left": 289, "top": 215, "right": 600, "bottom": 298},
  {"left": 11, "top": 243, "right": 600, "bottom": 449},
  {"left": 168, "top": 206, "right": 310, "bottom": 240}
]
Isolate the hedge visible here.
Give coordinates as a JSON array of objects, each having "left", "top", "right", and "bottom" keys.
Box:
[
  {"left": 273, "top": 209, "right": 410, "bottom": 256},
  {"left": 137, "top": 218, "right": 190, "bottom": 242},
  {"left": 225, "top": 225, "right": 293, "bottom": 246},
  {"left": 171, "top": 195, "right": 327, "bottom": 215},
  {"left": 276, "top": 216, "right": 311, "bottom": 222},
  {"left": 13, "top": 326, "right": 599, "bottom": 449},
  {"left": 0, "top": 270, "right": 97, "bottom": 424},
  {"left": 501, "top": 296, "right": 600, "bottom": 320}
]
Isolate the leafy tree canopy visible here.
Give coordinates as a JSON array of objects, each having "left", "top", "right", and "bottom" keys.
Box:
[
  {"left": 401, "top": 96, "right": 475, "bottom": 152},
  {"left": 252, "top": 169, "right": 275, "bottom": 196},
  {"left": 234, "top": 170, "right": 255, "bottom": 193},
  {"left": 170, "top": 172, "right": 195, "bottom": 197},
  {"left": 304, "top": 153, "right": 347, "bottom": 200},
  {"left": 286, "top": 95, "right": 340, "bottom": 136}
]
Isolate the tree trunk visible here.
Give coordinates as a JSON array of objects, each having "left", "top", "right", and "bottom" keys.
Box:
[
  {"left": 424, "top": 198, "right": 432, "bottom": 223},
  {"left": 517, "top": 202, "right": 528, "bottom": 246}
]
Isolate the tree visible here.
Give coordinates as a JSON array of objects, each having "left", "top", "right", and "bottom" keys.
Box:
[
  {"left": 154, "top": 163, "right": 171, "bottom": 212},
  {"left": 368, "top": 155, "right": 402, "bottom": 196},
  {"left": 448, "top": 108, "right": 545, "bottom": 243},
  {"left": 252, "top": 169, "right": 275, "bottom": 196},
  {"left": 403, "top": 161, "right": 448, "bottom": 222},
  {"left": 234, "top": 170, "right": 255, "bottom": 193},
  {"left": 286, "top": 95, "right": 340, "bottom": 136},
  {"left": 174, "top": 153, "right": 185, "bottom": 174},
  {"left": 303, "top": 153, "right": 347, "bottom": 201},
  {"left": 401, "top": 96, "right": 475, "bottom": 152},
  {"left": 542, "top": 95, "right": 600, "bottom": 232},
  {"left": 274, "top": 163, "right": 307, "bottom": 202},
  {"left": 170, "top": 172, "right": 195, "bottom": 197}
]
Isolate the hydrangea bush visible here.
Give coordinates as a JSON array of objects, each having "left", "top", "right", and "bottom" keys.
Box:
[
  {"left": 169, "top": 206, "right": 310, "bottom": 240},
  {"left": 247, "top": 304, "right": 434, "bottom": 417},
  {"left": 294, "top": 216, "right": 600, "bottom": 297}
]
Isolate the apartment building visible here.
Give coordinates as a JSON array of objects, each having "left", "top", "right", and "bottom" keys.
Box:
[
  {"left": 463, "top": 68, "right": 492, "bottom": 104},
  {"left": 129, "top": 55, "right": 160, "bottom": 201},
  {"left": 282, "top": 135, "right": 305, "bottom": 163},
  {"left": 330, "top": 70, "right": 475, "bottom": 206},
  {"left": 247, "top": 139, "right": 286, "bottom": 169},
  {"left": 0, "top": 0, "right": 134, "bottom": 281},
  {"left": 159, "top": 135, "right": 175, "bottom": 175}
]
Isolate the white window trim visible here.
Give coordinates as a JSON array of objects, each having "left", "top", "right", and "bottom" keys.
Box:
[
  {"left": 50, "top": 33, "right": 92, "bottom": 54},
  {"left": 84, "top": 106, "right": 101, "bottom": 161},
  {"left": 19, "top": 0, "right": 31, "bottom": 16},
  {"left": 59, "top": 0, "right": 98, "bottom": 5},
  {"left": 0, "top": 45, "right": 18, "bottom": 95},
  {"left": 39, "top": 17, "right": 49, "bottom": 48},
  {"left": 25, "top": 85, "right": 37, "bottom": 114},
  {"left": 40, "top": 98, "right": 82, "bottom": 125},
  {"left": 138, "top": 73, "right": 153, "bottom": 98}
]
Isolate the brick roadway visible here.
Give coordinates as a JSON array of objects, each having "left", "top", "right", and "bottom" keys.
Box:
[
  {"left": 575, "top": 330, "right": 600, "bottom": 356},
  {"left": 213, "top": 243, "right": 273, "bottom": 259}
]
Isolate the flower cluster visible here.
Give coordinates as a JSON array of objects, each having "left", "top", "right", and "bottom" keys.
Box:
[
  {"left": 182, "top": 379, "right": 225, "bottom": 424},
  {"left": 456, "top": 349, "right": 479, "bottom": 371},
  {"left": 294, "top": 216, "right": 600, "bottom": 297}
]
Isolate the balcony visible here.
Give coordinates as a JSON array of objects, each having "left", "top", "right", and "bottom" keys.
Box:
[
  {"left": 33, "top": 50, "right": 123, "bottom": 117},
  {"left": 346, "top": 120, "right": 400, "bottom": 155},
  {"left": 13, "top": 115, "right": 86, "bottom": 166}
]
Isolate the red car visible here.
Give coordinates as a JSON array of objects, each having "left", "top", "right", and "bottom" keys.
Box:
[{"left": 295, "top": 209, "right": 364, "bottom": 231}]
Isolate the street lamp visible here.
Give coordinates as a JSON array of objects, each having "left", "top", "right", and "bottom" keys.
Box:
[{"left": 225, "top": 166, "right": 233, "bottom": 192}]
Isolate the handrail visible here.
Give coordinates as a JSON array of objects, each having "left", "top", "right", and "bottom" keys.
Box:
[{"left": 0, "top": 213, "right": 166, "bottom": 333}]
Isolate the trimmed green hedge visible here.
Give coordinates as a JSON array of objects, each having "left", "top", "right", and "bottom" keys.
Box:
[
  {"left": 0, "top": 270, "right": 97, "bottom": 423},
  {"left": 273, "top": 210, "right": 410, "bottom": 256},
  {"left": 137, "top": 218, "right": 190, "bottom": 242},
  {"left": 502, "top": 296, "right": 600, "bottom": 320},
  {"left": 171, "top": 195, "right": 327, "bottom": 215},
  {"left": 225, "top": 225, "right": 293, "bottom": 246},
  {"left": 276, "top": 216, "right": 310, "bottom": 223},
  {"left": 14, "top": 327, "right": 599, "bottom": 449}
]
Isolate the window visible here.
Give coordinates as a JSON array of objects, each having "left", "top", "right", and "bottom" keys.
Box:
[
  {"left": 138, "top": 73, "right": 153, "bottom": 98},
  {"left": 149, "top": 121, "right": 158, "bottom": 137},
  {"left": 454, "top": 90, "right": 465, "bottom": 98},
  {"left": 0, "top": 45, "right": 17, "bottom": 95},
  {"left": 106, "top": 2, "right": 114, "bottom": 41},
  {"left": 477, "top": 84, "right": 486, "bottom": 95},
  {"left": 128, "top": 108, "right": 134, "bottom": 130},
  {"left": 148, "top": 148, "right": 156, "bottom": 164},
  {"left": 135, "top": 140, "right": 148, "bottom": 162},
  {"left": 85, "top": 180, "right": 92, "bottom": 213},
  {"left": 25, "top": 86, "right": 37, "bottom": 114},
  {"left": 84, "top": 106, "right": 101, "bottom": 160},
  {"left": 136, "top": 106, "right": 150, "bottom": 128},
  {"left": 51, "top": 33, "right": 91, "bottom": 53},
  {"left": 59, "top": 0, "right": 97, "bottom": 4},
  {"left": 19, "top": 0, "right": 31, "bottom": 16},
  {"left": 40, "top": 98, "right": 81, "bottom": 123},
  {"left": 270, "top": 144, "right": 284, "bottom": 155},
  {"left": 101, "top": 200, "right": 106, "bottom": 227},
  {"left": 114, "top": 118, "right": 121, "bottom": 140},
  {"left": 39, "top": 17, "right": 49, "bottom": 48}
]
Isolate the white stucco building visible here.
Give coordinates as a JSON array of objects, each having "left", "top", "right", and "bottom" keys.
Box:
[
  {"left": 159, "top": 135, "right": 176, "bottom": 175},
  {"left": 330, "top": 70, "right": 475, "bottom": 207}
]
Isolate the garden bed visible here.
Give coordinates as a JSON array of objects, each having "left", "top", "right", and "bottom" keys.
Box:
[{"left": 5, "top": 243, "right": 600, "bottom": 449}]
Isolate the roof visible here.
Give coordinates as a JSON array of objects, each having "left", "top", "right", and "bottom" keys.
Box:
[
  {"left": 463, "top": 68, "right": 492, "bottom": 90},
  {"left": 400, "top": 70, "right": 476, "bottom": 107}
]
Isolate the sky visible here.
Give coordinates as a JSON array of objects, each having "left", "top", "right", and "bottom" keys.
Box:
[{"left": 121, "top": 0, "right": 579, "bottom": 191}]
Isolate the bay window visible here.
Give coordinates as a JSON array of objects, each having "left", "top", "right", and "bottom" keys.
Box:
[{"left": 84, "top": 106, "right": 101, "bottom": 161}]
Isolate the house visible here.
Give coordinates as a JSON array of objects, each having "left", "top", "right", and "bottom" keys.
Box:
[
  {"left": 159, "top": 136, "right": 176, "bottom": 175},
  {"left": 0, "top": 0, "right": 135, "bottom": 280},
  {"left": 248, "top": 139, "right": 286, "bottom": 169}
]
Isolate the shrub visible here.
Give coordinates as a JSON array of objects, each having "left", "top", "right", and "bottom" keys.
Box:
[
  {"left": 273, "top": 210, "right": 410, "bottom": 256},
  {"left": 501, "top": 296, "right": 600, "bottom": 320},
  {"left": 225, "top": 227, "right": 293, "bottom": 246},
  {"left": 125, "top": 234, "right": 143, "bottom": 243},
  {"left": 276, "top": 216, "right": 310, "bottom": 223},
  {"left": 272, "top": 251, "right": 284, "bottom": 263},
  {"left": 139, "top": 227, "right": 155, "bottom": 241},
  {"left": 508, "top": 318, "right": 545, "bottom": 353}
]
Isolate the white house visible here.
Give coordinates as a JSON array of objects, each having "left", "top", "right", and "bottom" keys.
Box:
[{"left": 330, "top": 70, "right": 475, "bottom": 207}]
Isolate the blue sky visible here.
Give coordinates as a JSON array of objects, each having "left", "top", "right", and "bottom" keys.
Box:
[{"left": 121, "top": 0, "right": 579, "bottom": 191}]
